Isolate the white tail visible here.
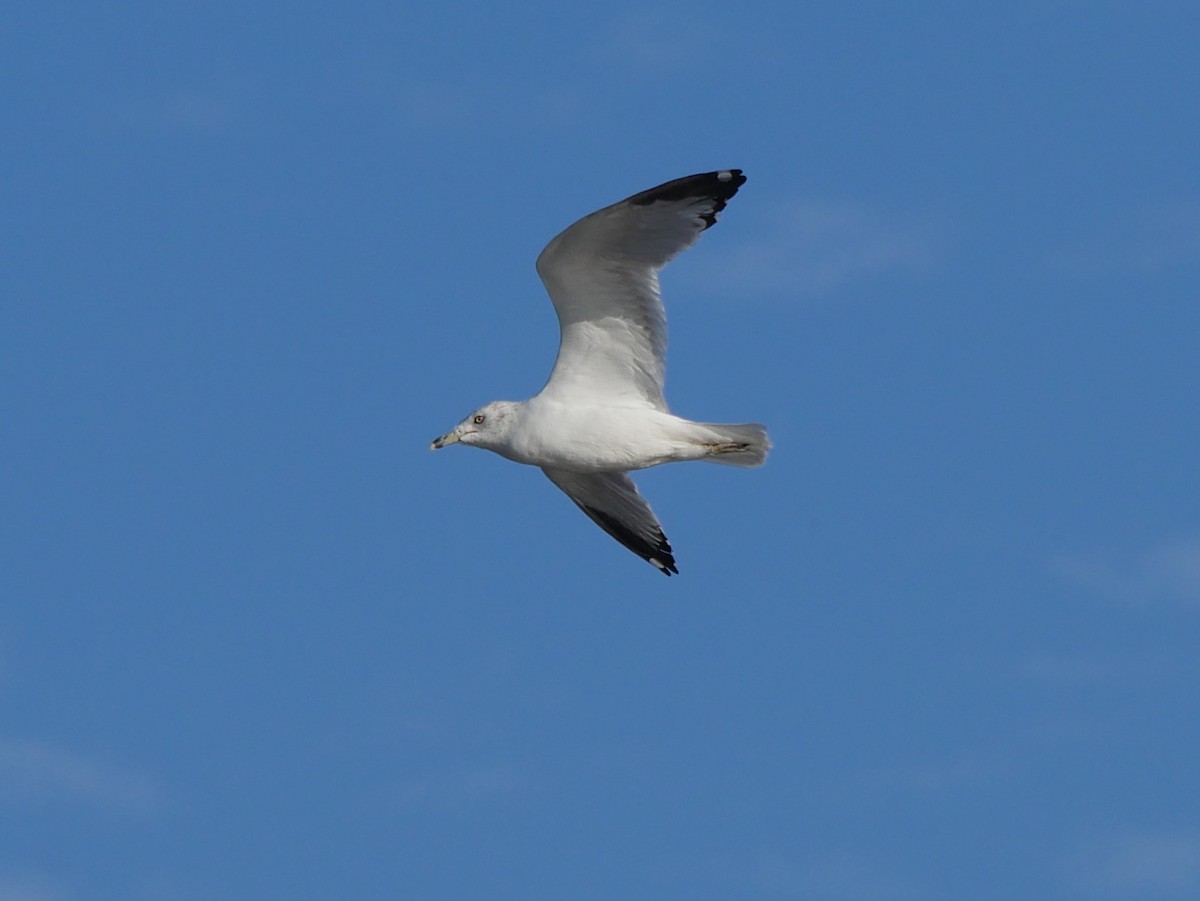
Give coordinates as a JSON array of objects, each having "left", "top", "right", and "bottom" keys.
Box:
[{"left": 695, "top": 421, "right": 771, "bottom": 467}]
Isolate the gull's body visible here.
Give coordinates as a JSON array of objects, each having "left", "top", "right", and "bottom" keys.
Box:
[
  {"left": 480, "top": 401, "right": 747, "bottom": 472},
  {"left": 432, "top": 170, "right": 770, "bottom": 575}
]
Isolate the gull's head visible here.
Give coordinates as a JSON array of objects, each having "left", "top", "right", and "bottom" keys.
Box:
[{"left": 430, "top": 401, "right": 519, "bottom": 452}]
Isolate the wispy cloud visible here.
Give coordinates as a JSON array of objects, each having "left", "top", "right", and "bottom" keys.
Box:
[
  {"left": 0, "top": 873, "right": 67, "bottom": 901},
  {"left": 337, "top": 52, "right": 580, "bottom": 133},
  {"left": 1050, "top": 202, "right": 1200, "bottom": 276},
  {"left": 746, "top": 849, "right": 917, "bottom": 900},
  {"left": 1016, "top": 649, "right": 1178, "bottom": 689},
  {"left": 814, "top": 751, "right": 1010, "bottom": 813},
  {"left": 1017, "top": 652, "right": 1114, "bottom": 686},
  {"left": 389, "top": 79, "right": 487, "bottom": 130},
  {"left": 0, "top": 738, "right": 164, "bottom": 815},
  {"left": 683, "top": 199, "right": 948, "bottom": 301},
  {"left": 1054, "top": 533, "right": 1200, "bottom": 605},
  {"left": 84, "top": 77, "right": 252, "bottom": 137},
  {"left": 1066, "top": 830, "right": 1200, "bottom": 896},
  {"left": 393, "top": 762, "right": 527, "bottom": 808},
  {"left": 593, "top": 6, "right": 719, "bottom": 73},
  {"left": 356, "top": 71, "right": 580, "bottom": 132},
  {"left": 159, "top": 89, "right": 239, "bottom": 134},
  {"left": 851, "top": 754, "right": 1008, "bottom": 797}
]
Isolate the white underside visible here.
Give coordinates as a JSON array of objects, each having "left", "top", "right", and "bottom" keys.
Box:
[{"left": 493, "top": 399, "right": 693, "bottom": 471}]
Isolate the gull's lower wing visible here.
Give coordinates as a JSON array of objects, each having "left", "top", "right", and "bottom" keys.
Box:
[
  {"left": 542, "top": 468, "right": 678, "bottom": 576},
  {"left": 534, "top": 170, "right": 746, "bottom": 411}
]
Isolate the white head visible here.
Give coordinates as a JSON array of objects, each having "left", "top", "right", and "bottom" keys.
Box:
[{"left": 430, "top": 400, "right": 520, "bottom": 453}]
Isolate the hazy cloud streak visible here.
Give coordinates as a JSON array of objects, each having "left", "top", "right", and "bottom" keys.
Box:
[
  {"left": 0, "top": 738, "right": 163, "bottom": 815},
  {"left": 681, "top": 199, "right": 947, "bottom": 301},
  {"left": 1055, "top": 533, "right": 1200, "bottom": 605}
]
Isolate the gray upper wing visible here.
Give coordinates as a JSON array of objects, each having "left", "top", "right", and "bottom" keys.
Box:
[{"left": 534, "top": 170, "right": 746, "bottom": 411}]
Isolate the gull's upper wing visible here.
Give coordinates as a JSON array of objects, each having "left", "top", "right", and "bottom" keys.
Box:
[
  {"left": 534, "top": 170, "right": 746, "bottom": 411},
  {"left": 542, "top": 468, "right": 678, "bottom": 576}
]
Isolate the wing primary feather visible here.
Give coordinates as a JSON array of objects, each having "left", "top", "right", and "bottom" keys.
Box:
[
  {"left": 626, "top": 169, "right": 746, "bottom": 229},
  {"left": 542, "top": 469, "right": 679, "bottom": 576},
  {"left": 579, "top": 505, "right": 678, "bottom": 576}
]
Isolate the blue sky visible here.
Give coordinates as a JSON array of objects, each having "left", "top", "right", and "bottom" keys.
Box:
[{"left": 3, "top": 1, "right": 1199, "bottom": 898}]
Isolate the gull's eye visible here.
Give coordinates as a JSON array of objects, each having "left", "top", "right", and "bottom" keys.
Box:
[{"left": 473, "top": 414, "right": 485, "bottom": 425}]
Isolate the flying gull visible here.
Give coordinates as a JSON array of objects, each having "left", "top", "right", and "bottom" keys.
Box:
[{"left": 431, "top": 170, "right": 770, "bottom": 575}]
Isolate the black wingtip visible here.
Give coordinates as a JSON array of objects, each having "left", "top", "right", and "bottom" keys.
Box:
[
  {"left": 585, "top": 505, "right": 679, "bottom": 576},
  {"left": 657, "top": 536, "right": 680, "bottom": 576},
  {"left": 627, "top": 169, "right": 746, "bottom": 229},
  {"left": 653, "top": 557, "right": 680, "bottom": 577}
]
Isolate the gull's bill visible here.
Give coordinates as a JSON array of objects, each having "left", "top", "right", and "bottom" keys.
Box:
[{"left": 430, "top": 429, "right": 460, "bottom": 450}]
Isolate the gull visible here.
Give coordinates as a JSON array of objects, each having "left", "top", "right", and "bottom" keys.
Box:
[{"left": 431, "top": 170, "right": 770, "bottom": 575}]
